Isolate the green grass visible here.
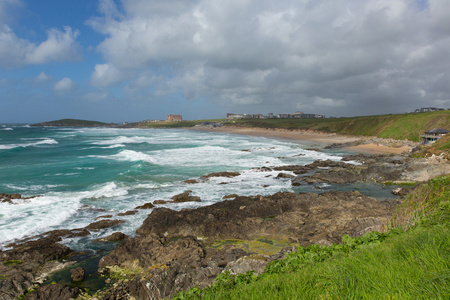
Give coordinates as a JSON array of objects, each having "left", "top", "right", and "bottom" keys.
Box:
[
  {"left": 174, "top": 175, "right": 450, "bottom": 299},
  {"left": 226, "top": 111, "right": 450, "bottom": 142}
]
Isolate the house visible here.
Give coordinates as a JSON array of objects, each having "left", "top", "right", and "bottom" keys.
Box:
[
  {"left": 166, "top": 114, "right": 182, "bottom": 122},
  {"left": 420, "top": 128, "right": 449, "bottom": 144}
]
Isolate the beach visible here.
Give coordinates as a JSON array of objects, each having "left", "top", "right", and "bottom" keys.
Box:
[{"left": 189, "top": 125, "right": 413, "bottom": 154}]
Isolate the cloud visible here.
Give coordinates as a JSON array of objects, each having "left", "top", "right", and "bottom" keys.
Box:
[
  {"left": 53, "top": 77, "right": 75, "bottom": 93},
  {"left": 0, "top": 14, "right": 81, "bottom": 68},
  {"left": 91, "top": 63, "right": 123, "bottom": 87},
  {"left": 35, "top": 72, "right": 51, "bottom": 83},
  {"left": 88, "top": 0, "right": 450, "bottom": 116}
]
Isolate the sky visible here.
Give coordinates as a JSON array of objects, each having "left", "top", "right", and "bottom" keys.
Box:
[{"left": 0, "top": 0, "right": 449, "bottom": 123}]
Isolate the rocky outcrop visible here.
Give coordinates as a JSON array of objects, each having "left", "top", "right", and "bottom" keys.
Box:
[
  {"left": 95, "top": 190, "right": 398, "bottom": 298},
  {"left": 0, "top": 231, "right": 77, "bottom": 300},
  {"left": 0, "top": 193, "right": 40, "bottom": 204},
  {"left": 24, "top": 283, "right": 80, "bottom": 300},
  {"left": 171, "top": 190, "right": 201, "bottom": 203},
  {"left": 85, "top": 219, "right": 125, "bottom": 231}
]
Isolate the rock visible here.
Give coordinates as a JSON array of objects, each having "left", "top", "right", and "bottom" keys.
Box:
[
  {"left": 137, "top": 191, "right": 398, "bottom": 245},
  {"left": 93, "top": 232, "right": 127, "bottom": 243},
  {"left": 224, "top": 255, "right": 269, "bottom": 275},
  {"left": 95, "top": 214, "right": 113, "bottom": 220},
  {"left": 171, "top": 191, "right": 201, "bottom": 203},
  {"left": 392, "top": 187, "right": 413, "bottom": 197},
  {"left": 200, "top": 172, "right": 240, "bottom": 180},
  {"left": 118, "top": 210, "right": 137, "bottom": 216},
  {"left": 70, "top": 267, "right": 85, "bottom": 282},
  {"left": 153, "top": 200, "right": 171, "bottom": 205},
  {"left": 222, "top": 194, "right": 239, "bottom": 199},
  {"left": 135, "top": 202, "right": 155, "bottom": 209},
  {"left": 24, "top": 283, "right": 80, "bottom": 300},
  {"left": 276, "top": 172, "right": 295, "bottom": 179},
  {"left": 184, "top": 179, "right": 199, "bottom": 184},
  {"left": 85, "top": 219, "right": 125, "bottom": 231}
]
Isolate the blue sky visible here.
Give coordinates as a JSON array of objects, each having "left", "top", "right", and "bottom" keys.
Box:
[{"left": 0, "top": 0, "right": 449, "bottom": 123}]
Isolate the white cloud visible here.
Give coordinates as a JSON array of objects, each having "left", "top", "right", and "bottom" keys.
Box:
[
  {"left": 91, "top": 63, "right": 123, "bottom": 87},
  {"left": 53, "top": 77, "right": 75, "bottom": 93},
  {"left": 0, "top": 22, "right": 81, "bottom": 68},
  {"left": 35, "top": 72, "right": 51, "bottom": 83},
  {"left": 87, "top": 0, "right": 450, "bottom": 116}
]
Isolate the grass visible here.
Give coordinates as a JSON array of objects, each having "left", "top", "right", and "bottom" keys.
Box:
[
  {"left": 174, "top": 175, "right": 450, "bottom": 299},
  {"left": 225, "top": 110, "right": 450, "bottom": 143}
]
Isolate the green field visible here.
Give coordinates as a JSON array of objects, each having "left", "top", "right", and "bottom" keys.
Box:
[
  {"left": 175, "top": 175, "right": 450, "bottom": 299},
  {"left": 224, "top": 111, "right": 450, "bottom": 142}
]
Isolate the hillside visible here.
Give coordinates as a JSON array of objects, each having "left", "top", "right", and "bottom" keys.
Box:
[
  {"left": 32, "top": 118, "right": 114, "bottom": 127},
  {"left": 224, "top": 111, "right": 450, "bottom": 142}
]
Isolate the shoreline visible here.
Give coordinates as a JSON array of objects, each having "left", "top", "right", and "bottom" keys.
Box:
[{"left": 188, "top": 125, "right": 413, "bottom": 155}]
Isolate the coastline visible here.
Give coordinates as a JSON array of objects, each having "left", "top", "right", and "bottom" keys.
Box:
[{"left": 188, "top": 125, "right": 413, "bottom": 154}]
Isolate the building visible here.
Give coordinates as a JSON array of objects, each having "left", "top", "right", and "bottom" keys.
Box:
[
  {"left": 414, "top": 107, "right": 444, "bottom": 113},
  {"left": 166, "top": 114, "right": 183, "bottom": 122},
  {"left": 420, "top": 128, "right": 449, "bottom": 144}
]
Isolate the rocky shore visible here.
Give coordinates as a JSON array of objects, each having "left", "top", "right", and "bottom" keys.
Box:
[{"left": 1, "top": 150, "right": 449, "bottom": 299}]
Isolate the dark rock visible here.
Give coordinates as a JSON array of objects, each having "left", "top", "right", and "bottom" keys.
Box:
[
  {"left": 200, "top": 172, "right": 240, "bottom": 180},
  {"left": 24, "top": 283, "right": 80, "bottom": 300},
  {"left": 137, "top": 191, "right": 398, "bottom": 245},
  {"left": 135, "top": 202, "right": 155, "bottom": 209},
  {"left": 153, "top": 200, "right": 171, "bottom": 205},
  {"left": 118, "top": 210, "right": 137, "bottom": 216},
  {"left": 95, "top": 215, "right": 113, "bottom": 220},
  {"left": 70, "top": 267, "right": 85, "bottom": 282},
  {"left": 171, "top": 191, "right": 201, "bottom": 203},
  {"left": 276, "top": 172, "right": 295, "bottom": 179},
  {"left": 93, "top": 232, "right": 127, "bottom": 243},
  {"left": 222, "top": 194, "right": 239, "bottom": 199},
  {"left": 392, "top": 187, "right": 413, "bottom": 197},
  {"left": 184, "top": 179, "right": 199, "bottom": 184},
  {"left": 85, "top": 219, "right": 125, "bottom": 231}
]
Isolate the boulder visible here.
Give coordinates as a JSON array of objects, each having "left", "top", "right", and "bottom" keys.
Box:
[
  {"left": 171, "top": 191, "right": 201, "bottom": 203},
  {"left": 24, "top": 283, "right": 80, "bottom": 300},
  {"left": 135, "top": 202, "right": 155, "bottom": 209},
  {"left": 85, "top": 219, "right": 125, "bottom": 231},
  {"left": 70, "top": 267, "right": 85, "bottom": 282}
]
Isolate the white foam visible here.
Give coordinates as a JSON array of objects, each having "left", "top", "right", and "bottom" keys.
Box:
[
  {"left": 90, "top": 150, "right": 157, "bottom": 164},
  {"left": 0, "top": 138, "right": 58, "bottom": 150},
  {"left": 83, "top": 182, "right": 129, "bottom": 199}
]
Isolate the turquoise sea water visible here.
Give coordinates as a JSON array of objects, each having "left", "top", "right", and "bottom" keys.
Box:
[{"left": 0, "top": 125, "right": 392, "bottom": 250}]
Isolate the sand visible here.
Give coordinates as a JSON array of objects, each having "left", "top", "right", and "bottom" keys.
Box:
[{"left": 189, "top": 126, "right": 411, "bottom": 155}]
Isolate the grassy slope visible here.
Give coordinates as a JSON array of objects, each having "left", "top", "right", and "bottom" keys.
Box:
[
  {"left": 175, "top": 176, "right": 450, "bottom": 299},
  {"left": 226, "top": 111, "right": 450, "bottom": 142}
]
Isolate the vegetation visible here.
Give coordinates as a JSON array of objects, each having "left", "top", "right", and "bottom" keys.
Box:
[
  {"left": 174, "top": 175, "right": 450, "bottom": 299},
  {"left": 225, "top": 111, "right": 450, "bottom": 142},
  {"left": 32, "top": 118, "right": 111, "bottom": 127}
]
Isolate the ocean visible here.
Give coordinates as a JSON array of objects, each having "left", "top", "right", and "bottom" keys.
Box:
[{"left": 0, "top": 125, "right": 394, "bottom": 251}]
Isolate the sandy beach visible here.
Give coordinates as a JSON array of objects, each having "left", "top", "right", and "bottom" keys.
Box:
[{"left": 189, "top": 126, "right": 412, "bottom": 154}]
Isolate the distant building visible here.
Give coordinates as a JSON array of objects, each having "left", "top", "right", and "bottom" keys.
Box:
[
  {"left": 420, "top": 128, "right": 449, "bottom": 144},
  {"left": 166, "top": 114, "right": 183, "bottom": 122},
  {"left": 414, "top": 107, "right": 444, "bottom": 113}
]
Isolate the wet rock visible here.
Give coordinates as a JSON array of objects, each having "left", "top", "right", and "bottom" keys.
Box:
[
  {"left": 153, "top": 200, "right": 171, "bottom": 205},
  {"left": 85, "top": 219, "right": 125, "bottom": 231},
  {"left": 276, "top": 172, "right": 295, "bottom": 179},
  {"left": 184, "top": 179, "right": 199, "bottom": 184},
  {"left": 93, "top": 232, "right": 127, "bottom": 243},
  {"left": 171, "top": 191, "right": 201, "bottom": 203},
  {"left": 70, "top": 267, "right": 85, "bottom": 282},
  {"left": 222, "top": 194, "right": 239, "bottom": 199},
  {"left": 95, "top": 215, "right": 113, "bottom": 220},
  {"left": 200, "top": 172, "right": 240, "bottom": 180},
  {"left": 135, "top": 202, "right": 155, "bottom": 209},
  {"left": 24, "top": 283, "right": 80, "bottom": 300},
  {"left": 118, "top": 210, "right": 137, "bottom": 216}
]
